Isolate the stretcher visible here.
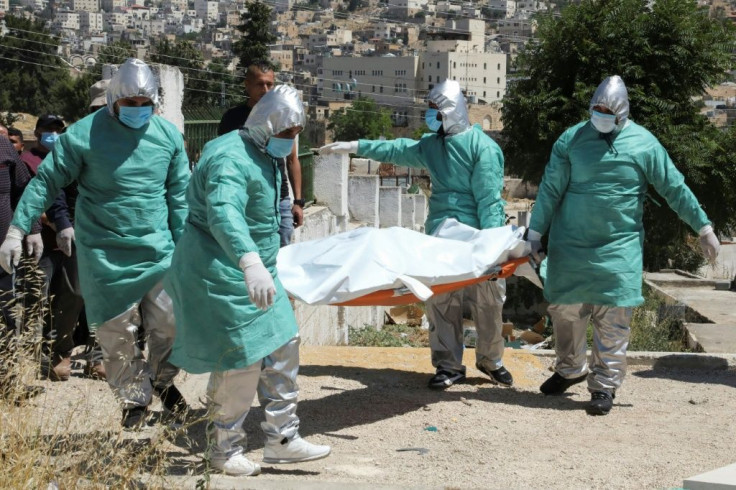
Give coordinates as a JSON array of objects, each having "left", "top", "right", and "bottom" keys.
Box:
[{"left": 332, "top": 256, "right": 530, "bottom": 306}]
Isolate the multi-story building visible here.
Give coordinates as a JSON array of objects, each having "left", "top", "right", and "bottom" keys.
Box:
[
  {"left": 0, "top": 0, "right": 9, "bottom": 12},
  {"left": 320, "top": 55, "right": 421, "bottom": 107},
  {"left": 273, "top": 0, "right": 293, "bottom": 13},
  {"left": 496, "top": 18, "right": 536, "bottom": 38},
  {"left": 270, "top": 48, "right": 293, "bottom": 72},
  {"left": 389, "top": 0, "right": 423, "bottom": 19},
  {"left": 72, "top": 0, "right": 99, "bottom": 12},
  {"left": 104, "top": 11, "right": 131, "bottom": 27},
  {"left": 100, "top": 0, "right": 124, "bottom": 12},
  {"left": 79, "top": 11, "right": 104, "bottom": 33},
  {"left": 54, "top": 11, "right": 81, "bottom": 31},
  {"left": 162, "top": 0, "right": 187, "bottom": 11},
  {"left": 421, "top": 50, "right": 507, "bottom": 103},
  {"left": 487, "top": 0, "right": 516, "bottom": 18},
  {"left": 194, "top": 0, "right": 218, "bottom": 22}
]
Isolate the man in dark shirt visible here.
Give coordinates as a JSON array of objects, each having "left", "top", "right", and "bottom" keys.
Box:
[
  {"left": 0, "top": 124, "right": 44, "bottom": 400},
  {"left": 7, "top": 128, "right": 24, "bottom": 155},
  {"left": 20, "top": 114, "right": 84, "bottom": 382},
  {"left": 218, "top": 61, "right": 305, "bottom": 246}
]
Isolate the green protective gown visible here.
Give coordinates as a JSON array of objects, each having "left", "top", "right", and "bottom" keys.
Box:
[
  {"left": 11, "top": 109, "right": 190, "bottom": 327},
  {"left": 529, "top": 120, "right": 710, "bottom": 307},
  {"left": 164, "top": 131, "right": 297, "bottom": 374},
  {"left": 358, "top": 124, "right": 505, "bottom": 235}
]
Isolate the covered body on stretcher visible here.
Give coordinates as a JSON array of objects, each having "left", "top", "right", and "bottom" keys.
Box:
[{"left": 276, "top": 219, "right": 536, "bottom": 307}]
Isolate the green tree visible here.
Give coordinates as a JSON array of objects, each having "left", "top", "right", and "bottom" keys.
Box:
[
  {"left": 0, "top": 16, "right": 72, "bottom": 116},
  {"left": 233, "top": 0, "right": 278, "bottom": 72},
  {"left": 501, "top": 0, "right": 736, "bottom": 271},
  {"left": 327, "top": 97, "right": 393, "bottom": 141}
]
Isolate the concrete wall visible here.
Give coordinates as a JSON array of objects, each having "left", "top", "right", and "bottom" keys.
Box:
[
  {"left": 379, "top": 187, "right": 402, "bottom": 228},
  {"left": 401, "top": 193, "right": 416, "bottom": 230},
  {"left": 348, "top": 175, "right": 379, "bottom": 226}
]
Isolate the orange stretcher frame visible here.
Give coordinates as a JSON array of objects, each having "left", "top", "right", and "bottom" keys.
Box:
[{"left": 332, "top": 256, "right": 530, "bottom": 307}]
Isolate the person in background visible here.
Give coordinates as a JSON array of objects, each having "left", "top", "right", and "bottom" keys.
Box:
[
  {"left": 527, "top": 75, "right": 720, "bottom": 415},
  {"left": 320, "top": 79, "right": 513, "bottom": 391},
  {"left": 0, "top": 59, "right": 191, "bottom": 428},
  {"left": 166, "top": 85, "right": 330, "bottom": 476},
  {"left": 19, "top": 114, "right": 84, "bottom": 382},
  {"left": 0, "top": 124, "right": 44, "bottom": 401},
  {"left": 218, "top": 61, "right": 305, "bottom": 246},
  {"left": 7, "top": 127, "right": 23, "bottom": 155}
]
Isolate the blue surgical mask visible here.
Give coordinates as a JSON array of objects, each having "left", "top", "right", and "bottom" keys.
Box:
[
  {"left": 118, "top": 105, "right": 154, "bottom": 129},
  {"left": 40, "top": 132, "right": 59, "bottom": 151},
  {"left": 425, "top": 108, "right": 442, "bottom": 132},
  {"left": 590, "top": 110, "right": 617, "bottom": 134},
  {"left": 265, "top": 136, "right": 294, "bottom": 158}
]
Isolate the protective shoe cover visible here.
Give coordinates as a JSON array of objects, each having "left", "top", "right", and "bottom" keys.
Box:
[
  {"left": 428, "top": 370, "right": 466, "bottom": 390},
  {"left": 106, "top": 58, "right": 159, "bottom": 115},
  {"left": 211, "top": 453, "right": 262, "bottom": 476},
  {"left": 539, "top": 372, "right": 587, "bottom": 395},
  {"left": 165, "top": 87, "right": 304, "bottom": 373},
  {"left": 263, "top": 435, "right": 331, "bottom": 464},
  {"left": 529, "top": 79, "right": 710, "bottom": 307},
  {"left": 587, "top": 391, "right": 614, "bottom": 416},
  {"left": 476, "top": 361, "right": 513, "bottom": 387},
  {"left": 427, "top": 79, "right": 471, "bottom": 135}
]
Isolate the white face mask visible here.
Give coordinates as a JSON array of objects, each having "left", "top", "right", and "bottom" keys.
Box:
[{"left": 590, "top": 110, "right": 617, "bottom": 133}]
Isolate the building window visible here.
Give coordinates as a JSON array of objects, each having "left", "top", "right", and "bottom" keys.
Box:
[
  {"left": 497, "top": 91, "right": 500, "bottom": 97},
  {"left": 437, "top": 62, "right": 440, "bottom": 69},
  {"left": 380, "top": 86, "right": 383, "bottom": 93},
  {"left": 497, "top": 77, "right": 500, "bottom": 84},
  {"left": 372, "top": 85, "right": 375, "bottom": 92},
  {"left": 483, "top": 77, "right": 486, "bottom": 83},
  {"left": 453, "top": 61, "right": 456, "bottom": 68},
  {"left": 498, "top": 63, "right": 501, "bottom": 70},
  {"left": 428, "top": 75, "right": 432, "bottom": 82},
  {"left": 483, "top": 91, "right": 486, "bottom": 97}
]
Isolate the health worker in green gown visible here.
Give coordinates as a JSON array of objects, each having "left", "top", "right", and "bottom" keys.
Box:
[
  {"left": 0, "top": 58, "right": 191, "bottom": 429},
  {"left": 528, "top": 75, "right": 720, "bottom": 416},
  {"left": 319, "top": 79, "right": 513, "bottom": 391},
  {"left": 164, "top": 85, "right": 330, "bottom": 477}
]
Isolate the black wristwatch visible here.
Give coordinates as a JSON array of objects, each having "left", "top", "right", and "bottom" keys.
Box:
[{"left": 293, "top": 198, "right": 305, "bottom": 207}]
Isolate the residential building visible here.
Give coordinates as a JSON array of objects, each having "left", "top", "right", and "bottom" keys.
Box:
[
  {"left": 421, "top": 50, "right": 507, "bottom": 103},
  {"left": 0, "top": 0, "right": 8, "bottom": 12},
  {"left": 79, "top": 11, "right": 104, "bottom": 33},
  {"left": 100, "top": 0, "right": 124, "bottom": 11},
  {"left": 389, "top": 0, "right": 423, "bottom": 18},
  {"left": 273, "top": 0, "right": 294, "bottom": 13},
  {"left": 72, "top": 0, "right": 99, "bottom": 12},
  {"left": 194, "top": 0, "right": 218, "bottom": 22},
  {"left": 320, "top": 55, "right": 421, "bottom": 107},
  {"left": 54, "top": 11, "right": 81, "bottom": 31},
  {"left": 270, "top": 48, "right": 293, "bottom": 72}
]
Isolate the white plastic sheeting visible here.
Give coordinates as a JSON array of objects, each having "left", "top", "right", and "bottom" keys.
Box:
[{"left": 277, "top": 219, "right": 534, "bottom": 305}]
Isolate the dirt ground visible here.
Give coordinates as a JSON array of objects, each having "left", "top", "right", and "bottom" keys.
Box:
[{"left": 18, "top": 346, "right": 736, "bottom": 489}]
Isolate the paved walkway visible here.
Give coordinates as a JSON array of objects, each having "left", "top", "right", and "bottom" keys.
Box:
[{"left": 645, "top": 271, "right": 736, "bottom": 353}]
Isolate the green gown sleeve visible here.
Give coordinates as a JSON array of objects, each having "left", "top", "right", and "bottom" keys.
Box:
[
  {"left": 472, "top": 142, "right": 505, "bottom": 229},
  {"left": 166, "top": 134, "right": 190, "bottom": 243},
  {"left": 357, "top": 137, "right": 428, "bottom": 169},
  {"left": 529, "top": 133, "right": 571, "bottom": 235},
  {"left": 643, "top": 140, "right": 710, "bottom": 232},
  {"left": 11, "top": 133, "right": 83, "bottom": 234},
  {"left": 204, "top": 160, "right": 259, "bottom": 266}
]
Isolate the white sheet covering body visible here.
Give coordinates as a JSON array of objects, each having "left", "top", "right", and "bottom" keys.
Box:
[{"left": 276, "top": 219, "right": 533, "bottom": 305}]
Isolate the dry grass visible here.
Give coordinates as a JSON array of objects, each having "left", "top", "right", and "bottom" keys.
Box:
[{"left": 0, "top": 259, "right": 214, "bottom": 489}]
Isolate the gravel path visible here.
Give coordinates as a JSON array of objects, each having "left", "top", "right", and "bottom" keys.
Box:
[{"left": 18, "top": 346, "right": 736, "bottom": 489}]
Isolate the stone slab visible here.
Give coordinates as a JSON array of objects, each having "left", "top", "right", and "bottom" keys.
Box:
[
  {"left": 685, "top": 323, "right": 736, "bottom": 354},
  {"left": 684, "top": 462, "right": 736, "bottom": 489}
]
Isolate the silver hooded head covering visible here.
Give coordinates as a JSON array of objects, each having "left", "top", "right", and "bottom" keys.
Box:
[
  {"left": 589, "top": 75, "right": 629, "bottom": 129},
  {"left": 427, "top": 79, "right": 471, "bottom": 135},
  {"left": 241, "top": 85, "right": 305, "bottom": 151},
  {"left": 106, "top": 58, "right": 159, "bottom": 116}
]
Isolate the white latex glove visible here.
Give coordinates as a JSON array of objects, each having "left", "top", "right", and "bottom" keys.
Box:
[
  {"left": 239, "top": 252, "right": 276, "bottom": 311},
  {"left": 318, "top": 141, "right": 358, "bottom": 155},
  {"left": 0, "top": 225, "right": 24, "bottom": 273},
  {"left": 699, "top": 225, "right": 720, "bottom": 264},
  {"left": 56, "top": 227, "right": 75, "bottom": 257},
  {"left": 26, "top": 233, "right": 44, "bottom": 263},
  {"left": 526, "top": 229, "right": 545, "bottom": 265}
]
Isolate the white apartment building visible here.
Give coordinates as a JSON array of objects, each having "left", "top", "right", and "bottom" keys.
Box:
[
  {"left": 79, "top": 11, "right": 104, "bottom": 33},
  {"left": 163, "top": 0, "right": 187, "bottom": 11},
  {"left": 389, "top": 0, "right": 423, "bottom": 18},
  {"left": 100, "top": 0, "right": 124, "bottom": 11},
  {"left": 320, "top": 55, "right": 421, "bottom": 107},
  {"left": 72, "top": 0, "right": 99, "bottom": 12},
  {"left": 54, "top": 11, "right": 81, "bottom": 30},
  {"left": 497, "top": 18, "right": 536, "bottom": 37},
  {"left": 421, "top": 50, "right": 507, "bottom": 102},
  {"left": 104, "top": 11, "right": 131, "bottom": 27},
  {"left": 194, "top": 0, "right": 218, "bottom": 22},
  {"left": 270, "top": 49, "right": 293, "bottom": 72},
  {"left": 0, "top": 0, "right": 9, "bottom": 12},
  {"left": 307, "top": 30, "right": 352, "bottom": 51},
  {"left": 487, "top": 0, "right": 516, "bottom": 18}
]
